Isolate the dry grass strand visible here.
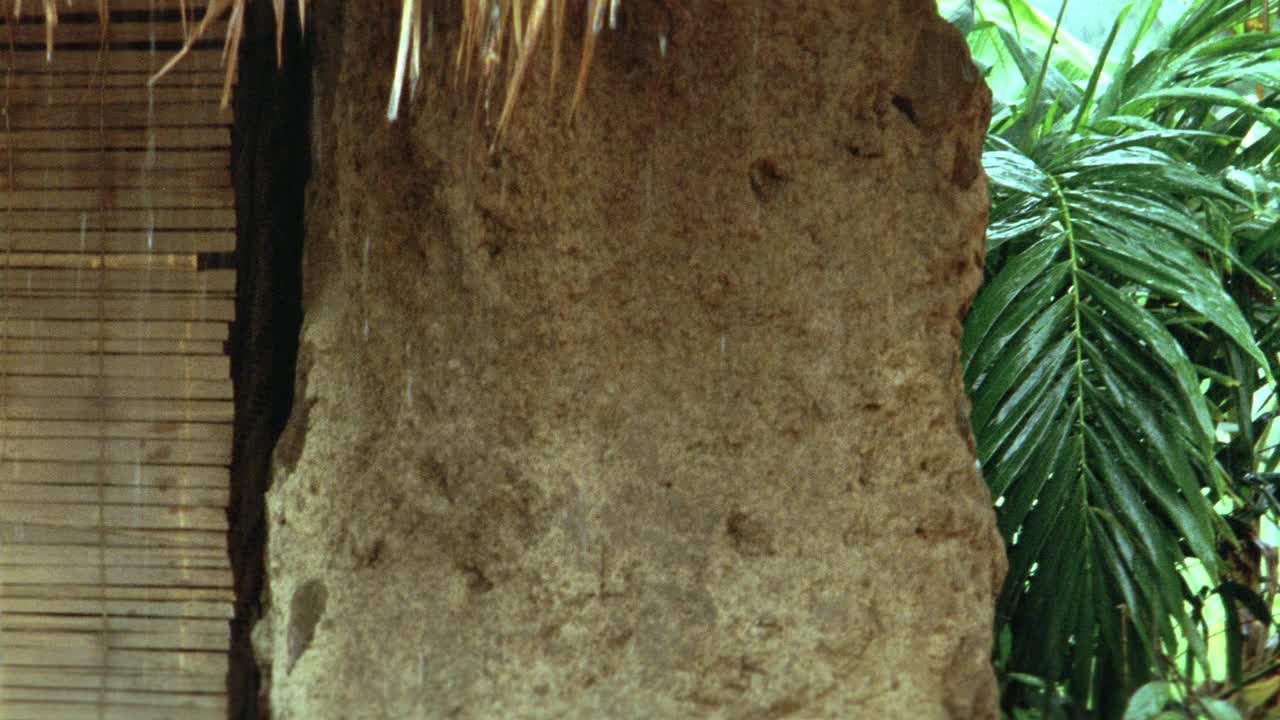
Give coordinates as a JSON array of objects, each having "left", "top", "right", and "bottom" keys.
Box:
[
  {"left": 387, "top": 0, "right": 420, "bottom": 121},
  {"left": 29, "top": 1, "right": 646, "bottom": 144},
  {"left": 571, "top": 0, "right": 606, "bottom": 119},
  {"left": 405, "top": 0, "right": 625, "bottom": 134},
  {"left": 492, "top": 0, "right": 546, "bottom": 142}
]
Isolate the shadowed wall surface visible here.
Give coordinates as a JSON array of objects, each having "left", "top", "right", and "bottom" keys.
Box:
[
  {"left": 228, "top": 1, "right": 309, "bottom": 717},
  {"left": 255, "top": 1, "right": 1006, "bottom": 717}
]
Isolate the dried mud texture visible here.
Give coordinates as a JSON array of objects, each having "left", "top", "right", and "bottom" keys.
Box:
[{"left": 257, "top": 1, "right": 1006, "bottom": 718}]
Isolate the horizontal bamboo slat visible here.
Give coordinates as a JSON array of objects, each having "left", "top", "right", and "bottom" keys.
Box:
[
  {"left": 0, "top": 338, "right": 225, "bottom": 354},
  {"left": 0, "top": 502, "right": 227, "bottom": 531},
  {"left": 2, "top": 624, "right": 229, "bottom": 650},
  {"left": 0, "top": 524, "right": 228, "bottom": 551},
  {"left": 0, "top": 319, "right": 228, "bottom": 340},
  {"left": 0, "top": 267, "right": 235, "bottom": 292},
  {"left": 0, "top": 544, "right": 228, "bottom": 568},
  {"left": 4, "top": 290, "right": 234, "bottom": 303},
  {"left": 0, "top": 666, "right": 226, "bottom": 693},
  {"left": 0, "top": 229, "right": 235, "bottom": 253},
  {"left": 0, "top": 461, "right": 227, "bottom": 486},
  {"left": 3, "top": 101, "right": 230, "bottom": 129},
  {"left": 1, "top": 296, "right": 235, "bottom": 320},
  {"left": 0, "top": 167, "right": 229, "bottom": 190},
  {"left": 0, "top": 253, "right": 200, "bottom": 270},
  {"left": 0, "top": 601, "right": 231, "bottom": 625},
  {"left": 0, "top": 583, "right": 232, "bottom": 602},
  {"left": 2, "top": 685, "right": 226, "bottom": 708},
  {"left": 0, "top": 82, "right": 224, "bottom": 104},
  {"left": 1, "top": 376, "right": 231, "bottom": 398},
  {"left": 0, "top": 696, "right": 224, "bottom": 712},
  {"left": 0, "top": 20, "right": 229, "bottom": 45},
  {"left": 0, "top": 270, "right": 232, "bottom": 295},
  {"left": 1, "top": 149, "right": 228, "bottom": 170},
  {"left": 0, "top": 126, "right": 228, "bottom": 151},
  {"left": 0, "top": 437, "right": 230, "bottom": 464},
  {"left": 1, "top": 47, "right": 227, "bottom": 72},
  {"left": 0, "top": 646, "right": 228, "bottom": 674},
  {"left": 0, "top": 187, "right": 232, "bottom": 209},
  {"left": 0, "top": 206, "right": 234, "bottom": 229},
  {"left": 0, "top": 395, "right": 232, "bottom": 421},
  {"left": 0, "top": 484, "right": 228, "bottom": 507},
  {"left": 0, "top": 70, "right": 227, "bottom": 90},
  {"left": 0, "top": 565, "right": 231, "bottom": 590},
  {"left": 0, "top": 419, "right": 231, "bottom": 441},
  {"left": 0, "top": 353, "right": 228, "bottom": 377}
]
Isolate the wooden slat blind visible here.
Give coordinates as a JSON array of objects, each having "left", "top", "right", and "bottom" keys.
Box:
[{"left": 0, "top": 4, "right": 236, "bottom": 719}]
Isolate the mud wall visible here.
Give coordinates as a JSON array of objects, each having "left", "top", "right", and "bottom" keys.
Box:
[{"left": 254, "top": 1, "right": 1006, "bottom": 718}]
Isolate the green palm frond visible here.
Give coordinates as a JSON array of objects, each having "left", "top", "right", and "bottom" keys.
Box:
[
  {"left": 943, "top": 0, "right": 1100, "bottom": 106},
  {"left": 966, "top": 128, "right": 1265, "bottom": 703},
  {"left": 961, "top": 0, "right": 1280, "bottom": 708},
  {"left": 1095, "top": 4, "right": 1280, "bottom": 137},
  {"left": 964, "top": 7, "right": 1280, "bottom": 713}
]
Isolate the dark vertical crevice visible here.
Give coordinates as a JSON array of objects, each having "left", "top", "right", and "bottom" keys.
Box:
[{"left": 228, "top": 2, "right": 310, "bottom": 718}]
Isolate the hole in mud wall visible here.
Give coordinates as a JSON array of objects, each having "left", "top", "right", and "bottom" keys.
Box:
[{"left": 228, "top": 1, "right": 310, "bottom": 718}]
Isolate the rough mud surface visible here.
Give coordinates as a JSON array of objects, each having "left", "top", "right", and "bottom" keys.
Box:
[{"left": 255, "top": 1, "right": 1006, "bottom": 717}]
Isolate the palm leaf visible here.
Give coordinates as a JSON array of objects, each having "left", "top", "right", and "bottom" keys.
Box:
[
  {"left": 965, "top": 130, "right": 1267, "bottom": 705},
  {"left": 1070, "top": 6, "right": 1130, "bottom": 133},
  {"left": 954, "top": 0, "right": 1280, "bottom": 712},
  {"left": 1094, "top": 0, "right": 1164, "bottom": 121}
]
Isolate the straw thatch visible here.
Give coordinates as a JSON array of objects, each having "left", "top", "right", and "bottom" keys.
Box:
[{"left": 16, "top": 0, "right": 656, "bottom": 143}]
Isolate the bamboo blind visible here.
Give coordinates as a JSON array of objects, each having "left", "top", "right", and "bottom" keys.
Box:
[{"left": 0, "top": 4, "right": 236, "bottom": 719}]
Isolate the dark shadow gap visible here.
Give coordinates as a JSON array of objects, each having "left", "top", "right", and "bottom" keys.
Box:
[{"left": 228, "top": 2, "right": 309, "bottom": 718}]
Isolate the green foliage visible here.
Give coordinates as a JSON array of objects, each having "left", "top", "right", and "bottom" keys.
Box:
[
  {"left": 956, "top": 0, "right": 1280, "bottom": 716},
  {"left": 943, "top": 0, "right": 1101, "bottom": 104},
  {"left": 1119, "top": 680, "right": 1243, "bottom": 720}
]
